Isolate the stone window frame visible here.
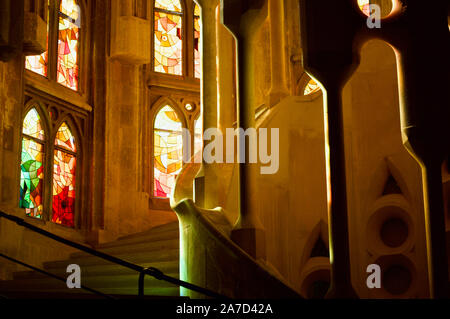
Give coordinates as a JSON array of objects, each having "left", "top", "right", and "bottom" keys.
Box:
[
  {"left": 148, "top": 0, "right": 200, "bottom": 91},
  {"left": 24, "top": 0, "right": 90, "bottom": 108},
  {"left": 18, "top": 89, "right": 89, "bottom": 230},
  {"left": 147, "top": 96, "right": 200, "bottom": 210}
]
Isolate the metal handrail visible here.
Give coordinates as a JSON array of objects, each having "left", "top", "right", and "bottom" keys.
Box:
[
  {"left": 0, "top": 253, "right": 115, "bottom": 299},
  {"left": 0, "top": 210, "right": 226, "bottom": 299}
]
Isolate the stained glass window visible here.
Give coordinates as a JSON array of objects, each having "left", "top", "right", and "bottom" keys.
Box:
[
  {"left": 154, "top": 0, "right": 183, "bottom": 75},
  {"left": 20, "top": 108, "right": 45, "bottom": 219},
  {"left": 57, "top": 0, "right": 81, "bottom": 90},
  {"left": 358, "top": 0, "right": 371, "bottom": 16},
  {"left": 155, "top": 0, "right": 182, "bottom": 12},
  {"left": 52, "top": 122, "right": 76, "bottom": 227},
  {"left": 154, "top": 105, "right": 183, "bottom": 198},
  {"left": 55, "top": 121, "right": 76, "bottom": 152},
  {"left": 194, "top": 4, "right": 201, "bottom": 79},
  {"left": 304, "top": 78, "right": 321, "bottom": 96},
  {"left": 22, "top": 108, "right": 46, "bottom": 140},
  {"left": 25, "top": 0, "right": 81, "bottom": 88}
]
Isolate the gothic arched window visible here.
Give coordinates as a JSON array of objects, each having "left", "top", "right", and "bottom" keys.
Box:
[
  {"left": 20, "top": 108, "right": 46, "bottom": 219},
  {"left": 154, "top": 0, "right": 183, "bottom": 75},
  {"left": 56, "top": 0, "right": 81, "bottom": 90},
  {"left": 358, "top": 0, "right": 371, "bottom": 16},
  {"left": 19, "top": 104, "right": 81, "bottom": 228},
  {"left": 25, "top": 0, "right": 82, "bottom": 91},
  {"left": 52, "top": 122, "right": 77, "bottom": 227},
  {"left": 153, "top": 105, "right": 183, "bottom": 198}
]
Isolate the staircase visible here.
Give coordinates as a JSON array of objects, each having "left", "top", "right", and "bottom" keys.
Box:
[{"left": 0, "top": 222, "right": 181, "bottom": 299}]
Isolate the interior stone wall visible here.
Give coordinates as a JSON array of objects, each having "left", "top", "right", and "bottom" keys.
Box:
[
  {"left": 255, "top": 95, "right": 328, "bottom": 295},
  {"left": 102, "top": 59, "right": 178, "bottom": 243},
  {"left": 0, "top": 55, "right": 83, "bottom": 279},
  {"left": 221, "top": 39, "right": 430, "bottom": 298},
  {"left": 0, "top": 0, "right": 447, "bottom": 298}
]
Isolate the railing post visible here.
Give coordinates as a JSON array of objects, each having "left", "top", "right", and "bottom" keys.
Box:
[{"left": 138, "top": 269, "right": 146, "bottom": 297}]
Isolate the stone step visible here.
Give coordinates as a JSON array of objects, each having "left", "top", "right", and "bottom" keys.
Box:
[
  {"left": 0, "top": 221, "right": 181, "bottom": 298},
  {"left": 0, "top": 285, "right": 180, "bottom": 297},
  {"left": 90, "top": 286, "right": 179, "bottom": 296},
  {"left": 111, "top": 222, "right": 179, "bottom": 242},
  {"left": 43, "top": 248, "right": 179, "bottom": 269},
  {"left": 70, "top": 237, "right": 179, "bottom": 259},
  {"left": 0, "top": 272, "right": 179, "bottom": 292},
  {"left": 14, "top": 260, "right": 179, "bottom": 280},
  {"left": 96, "top": 229, "right": 179, "bottom": 249}
]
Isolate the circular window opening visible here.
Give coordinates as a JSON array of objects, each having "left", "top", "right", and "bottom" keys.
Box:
[
  {"left": 380, "top": 217, "right": 409, "bottom": 248},
  {"left": 307, "top": 280, "right": 330, "bottom": 299},
  {"left": 357, "top": 0, "right": 394, "bottom": 18},
  {"left": 382, "top": 265, "right": 412, "bottom": 295},
  {"left": 185, "top": 103, "right": 194, "bottom": 111}
]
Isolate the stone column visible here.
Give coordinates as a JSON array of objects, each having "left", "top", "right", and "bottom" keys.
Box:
[
  {"left": 266, "top": 0, "right": 289, "bottom": 107},
  {"left": 193, "top": 0, "right": 219, "bottom": 209},
  {"left": 216, "top": 6, "right": 235, "bottom": 134},
  {"left": 221, "top": 0, "right": 267, "bottom": 259},
  {"left": 100, "top": 0, "right": 150, "bottom": 241},
  {"left": 299, "top": 0, "right": 359, "bottom": 298},
  {"left": 216, "top": 5, "right": 236, "bottom": 208},
  {"left": 89, "top": 0, "right": 108, "bottom": 238},
  {"left": 378, "top": 0, "right": 450, "bottom": 298}
]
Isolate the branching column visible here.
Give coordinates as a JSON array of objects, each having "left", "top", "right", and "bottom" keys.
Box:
[
  {"left": 193, "top": 0, "right": 219, "bottom": 209},
  {"left": 221, "top": 0, "right": 267, "bottom": 259},
  {"left": 378, "top": 1, "right": 450, "bottom": 298},
  {"left": 300, "top": 0, "right": 449, "bottom": 298},
  {"left": 299, "top": 0, "right": 360, "bottom": 298}
]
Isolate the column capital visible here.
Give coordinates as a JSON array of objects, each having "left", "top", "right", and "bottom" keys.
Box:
[
  {"left": 220, "top": 0, "right": 266, "bottom": 39},
  {"left": 0, "top": 0, "right": 25, "bottom": 61},
  {"left": 194, "top": 0, "right": 219, "bottom": 10}
]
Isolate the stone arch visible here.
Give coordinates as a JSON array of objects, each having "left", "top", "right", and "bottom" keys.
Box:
[
  {"left": 23, "top": 99, "right": 52, "bottom": 139},
  {"left": 151, "top": 96, "right": 188, "bottom": 130},
  {"left": 51, "top": 114, "right": 82, "bottom": 156}
]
